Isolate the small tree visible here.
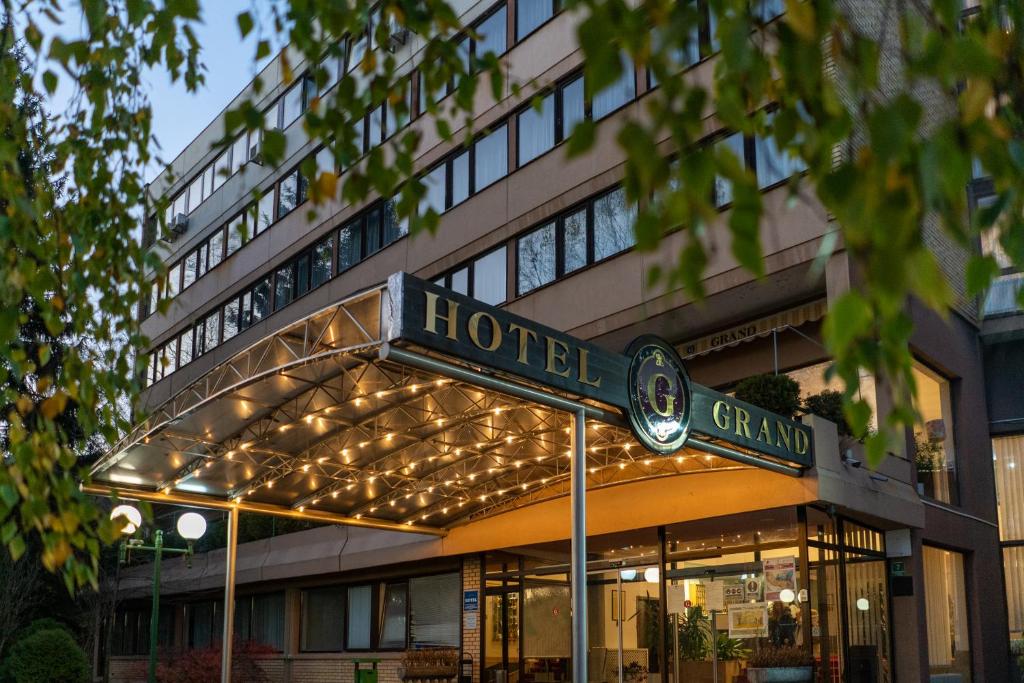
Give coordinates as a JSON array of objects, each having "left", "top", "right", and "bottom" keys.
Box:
[
  {"left": 734, "top": 375, "right": 802, "bottom": 419},
  {"left": 803, "top": 390, "right": 853, "bottom": 437},
  {"left": 4, "top": 627, "right": 89, "bottom": 683}
]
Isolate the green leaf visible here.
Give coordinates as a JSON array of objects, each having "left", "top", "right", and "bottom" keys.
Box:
[
  {"left": 237, "top": 11, "right": 254, "bottom": 38},
  {"left": 966, "top": 254, "right": 1000, "bottom": 297},
  {"left": 566, "top": 119, "right": 596, "bottom": 157},
  {"left": 42, "top": 70, "right": 58, "bottom": 95}
]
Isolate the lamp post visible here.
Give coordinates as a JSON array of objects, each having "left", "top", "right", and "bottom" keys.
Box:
[{"left": 111, "top": 506, "right": 207, "bottom": 683}]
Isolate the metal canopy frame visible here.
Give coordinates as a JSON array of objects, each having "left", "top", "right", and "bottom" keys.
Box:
[{"left": 89, "top": 281, "right": 802, "bottom": 683}]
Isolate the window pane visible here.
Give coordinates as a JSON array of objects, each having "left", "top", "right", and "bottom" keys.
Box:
[
  {"left": 1004, "top": 546, "right": 1024, "bottom": 637},
  {"left": 203, "top": 165, "right": 214, "bottom": 197},
  {"left": 379, "top": 584, "right": 408, "bottom": 649},
  {"left": 297, "top": 253, "right": 311, "bottom": 296},
  {"left": 165, "top": 339, "right": 178, "bottom": 372},
  {"left": 476, "top": 7, "right": 507, "bottom": 58},
  {"left": 452, "top": 151, "right": 470, "bottom": 206},
  {"left": 368, "top": 104, "right": 384, "bottom": 148},
  {"left": 239, "top": 292, "right": 252, "bottom": 330},
  {"left": 913, "top": 362, "right": 958, "bottom": 504},
  {"left": 593, "top": 188, "right": 635, "bottom": 261},
  {"left": 473, "top": 247, "right": 507, "bottom": 306},
  {"left": 167, "top": 263, "right": 181, "bottom": 298},
  {"left": 347, "top": 585, "right": 372, "bottom": 649},
  {"left": 214, "top": 150, "right": 230, "bottom": 190},
  {"left": 251, "top": 593, "right": 286, "bottom": 651},
  {"left": 275, "top": 265, "right": 294, "bottom": 311},
  {"left": 714, "top": 132, "right": 744, "bottom": 207},
  {"left": 755, "top": 128, "right": 806, "bottom": 189},
  {"left": 316, "top": 146, "right": 336, "bottom": 176},
  {"left": 223, "top": 299, "right": 240, "bottom": 341},
  {"left": 183, "top": 251, "right": 198, "bottom": 289},
  {"left": 209, "top": 230, "right": 224, "bottom": 268},
  {"left": 348, "top": 32, "right": 368, "bottom": 72},
  {"left": 193, "top": 321, "right": 205, "bottom": 357},
  {"left": 339, "top": 222, "right": 363, "bottom": 272},
  {"left": 592, "top": 53, "right": 635, "bottom": 120},
  {"left": 188, "top": 176, "right": 204, "bottom": 213},
  {"left": 279, "top": 172, "right": 300, "bottom": 218},
  {"left": 518, "top": 223, "right": 556, "bottom": 294},
  {"left": 410, "top": 573, "right": 460, "bottom": 647},
  {"left": 475, "top": 125, "right": 508, "bottom": 191},
  {"left": 173, "top": 192, "right": 188, "bottom": 220},
  {"left": 451, "top": 267, "right": 469, "bottom": 295},
  {"left": 205, "top": 310, "right": 220, "bottom": 351},
  {"left": 561, "top": 76, "right": 585, "bottom": 138},
  {"left": 228, "top": 213, "right": 247, "bottom": 254},
  {"left": 313, "top": 237, "right": 333, "bottom": 288},
  {"left": 178, "top": 330, "right": 193, "bottom": 367},
  {"left": 231, "top": 134, "right": 248, "bottom": 174},
  {"left": 252, "top": 279, "right": 271, "bottom": 323},
  {"left": 923, "top": 547, "right": 971, "bottom": 680},
  {"left": 383, "top": 198, "right": 408, "bottom": 243},
  {"left": 256, "top": 191, "right": 275, "bottom": 234},
  {"left": 282, "top": 81, "right": 305, "bottom": 128},
  {"left": 420, "top": 164, "right": 447, "bottom": 216},
  {"left": 365, "top": 207, "right": 382, "bottom": 255},
  {"left": 197, "top": 243, "right": 208, "bottom": 278},
  {"left": 386, "top": 82, "right": 411, "bottom": 138},
  {"left": 995, "top": 436, "right": 1024, "bottom": 541},
  {"left": 563, "top": 208, "right": 588, "bottom": 273},
  {"left": 517, "top": 0, "right": 554, "bottom": 40},
  {"left": 301, "top": 587, "right": 344, "bottom": 652},
  {"left": 320, "top": 53, "right": 341, "bottom": 93},
  {"left": 351, "top": 116, "right": 366, "bottom": 156},
  {"left": 755, "top": 0, "right": 785, "bottom": 22},
  {"left": 518, "top": 94, "right": 555, "bottom": 166}
]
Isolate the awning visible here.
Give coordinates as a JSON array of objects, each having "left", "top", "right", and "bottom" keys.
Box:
[
  {"left": 89, "top": 281, "right": 761, "bottom": 536},
  {"left": 678, "top": 299, "right": 827, "bottom": 358}
]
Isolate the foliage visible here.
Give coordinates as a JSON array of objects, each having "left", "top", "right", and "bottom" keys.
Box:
[
  {"left": 735, "top": 374, "right": 802, "bottom": 419},
  {"left": 3, "top": 627, "right": 89, "bottom": 683},
  {"left": 155, "top": 640, "right": 275, "bottom": 683},
  {"left": 715, "top": 632, "right": 750, "bottom": 662},
  {"left": 676, "top": 606, "right": 712, "bottom": 661},
  {"left": 803, "top": 390, "right": 852, "bottom": 436},
  {"left": 914, "top": 436, "right": 945, "bottom": 473},
  {"left": 745, "top": 645, "right": 814, "bottom": 668},
  {"left": 8, "top": 0, "right": 1024, "bottom": 585},
  {"left": 401, "top": 647, "right": 460, "bottom": 677}
]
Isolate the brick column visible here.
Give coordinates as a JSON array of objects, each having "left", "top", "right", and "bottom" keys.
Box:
[{"left": 462, "top": 556, "right": 482, "bottom": 683}]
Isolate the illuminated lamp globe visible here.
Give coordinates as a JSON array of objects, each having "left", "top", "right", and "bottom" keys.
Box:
[
  {"left": 176, "top": 512, "right": 207, "bottom": 541},
  {"left": 110, "top": 505, "right": 142, "bottom": 535},
  {"left": 779, "top": 589, "right": 796, "bottom": 604},
  {"left": 644, "top": 567, "right": 660, "bottom": 584},
  {"left": 620, "top": 569, "right": 637, "bottom": 581},
  {"left": 856, "top": 597, "right": 870, "bottom": 612}
]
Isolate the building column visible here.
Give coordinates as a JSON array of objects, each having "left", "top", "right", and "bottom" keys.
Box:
[
  {"left": 889, "top": 530, "right": 927, "bottom": 682},
  {"left": 463, "top": 556, "right": 483, "bottom": 683}
]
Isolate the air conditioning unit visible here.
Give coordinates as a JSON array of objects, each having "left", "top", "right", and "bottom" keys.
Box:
[
  {"left": 386, "top": 26, "right": 409, "bottom": 53},
  {"left": 170, "top": 213, "right": 189, "bottom": 237},
  {"left": 248, "top": 139, "right": 264, "bottom": 166}
]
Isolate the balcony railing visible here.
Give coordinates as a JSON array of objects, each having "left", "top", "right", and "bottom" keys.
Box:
[{"left": 983, "top": 273, "right": 1024, "bottom": 317}]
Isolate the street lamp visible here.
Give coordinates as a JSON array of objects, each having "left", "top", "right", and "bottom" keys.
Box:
[{"left": 111, "top": 504, "right": 207, "bottom": 683}]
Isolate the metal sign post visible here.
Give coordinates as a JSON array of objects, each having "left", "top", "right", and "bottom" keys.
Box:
[{"left": 570, "top": 409, "right": 588, "bottom": 683}]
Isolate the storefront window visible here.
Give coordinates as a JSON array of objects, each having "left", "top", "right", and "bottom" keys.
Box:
[
  {"left": 380, "top": 583, "right": 409, "bottom": 648},
  {"left": 523, "top": 583, "right": 571, "bottom": 683},
  {"left": 786, "top": 361, "right": 878, "bottom": 432},
  {"left": 913, "top": 362, "right": 959, "bottom": 504},
  {"left": 301, "top": 586, "right": 345, "bottom": 652},
  {"left": 923, "top": 546, "right": 972, "bottom": 681}
]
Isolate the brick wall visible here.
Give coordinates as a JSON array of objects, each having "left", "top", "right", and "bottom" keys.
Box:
[
  {"left": 109, "top": 657, "right": 147, "bottom": 683},
  {"left": 462, "top": 556, "right": 482, "bottom": 683},
  {"left": 111, "top": 653, "right": 407, "bottom": 683}
]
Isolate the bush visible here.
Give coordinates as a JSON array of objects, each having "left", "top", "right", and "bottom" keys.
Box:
[
  {"left": 4, "top": 628, "right": 89, "bottom": 683},
  {"left": 734, "top": 374, "right": 801, "bottom": 419},
  {"left": 803, "top": 390, "right": 852, "bottom": 436},
  {"left": 746, "top": 645, "right": 814, "bottom": 668},
  {"left": 156, "top": 640, "right": 274, "bottom": 683}
]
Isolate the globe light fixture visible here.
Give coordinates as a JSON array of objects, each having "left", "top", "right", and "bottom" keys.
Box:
[
  {"left": 856, "top": 597, "right": 870, "bottom": 611},
  {"left": 176, "top": 512, "right": 208, "bottom": 541},
  {"left": 644, "top": 567, "right": 660, "bottom": 584},
  {"left": 619, "top": 568, "right": 637, "bottom": 581},
  {"left": 110, "top": 504, "right": 142, "bottom": 535},
  {"left": 779, "top": 588, "right": 796, "bottom": 604}
]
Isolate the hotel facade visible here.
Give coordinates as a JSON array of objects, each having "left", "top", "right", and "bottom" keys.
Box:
[{"left": 93, "top": 1, "right": 1024, "bottom": 681}]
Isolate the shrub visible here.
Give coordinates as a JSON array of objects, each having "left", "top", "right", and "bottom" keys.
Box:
[
  {"left": 734, "top": 374, "right": 801, "bottom": 419},
  {"left": 803, "top": 390, "right": 852, "bottom": 436},
  {"left": 746, "top": 645, "right": 814, "bottom": 668},
  {"left": 156, "top": 640, "right": 274, "bottom": 683},
  {"left": 4, "top": 628, "right": 89, "bottom": 683}
]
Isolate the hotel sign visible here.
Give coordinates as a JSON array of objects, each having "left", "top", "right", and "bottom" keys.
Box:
[{"left": 385, "top": 273, "right": 812, "bottom": 469}]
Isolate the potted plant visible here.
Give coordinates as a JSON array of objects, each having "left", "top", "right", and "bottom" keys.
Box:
[
  {"left": 735, "top": 374, "right": 802, "bottom": 419},
  {"left": 745, "top": 645, "right": 813, "bottom": 682},
  {"left": 914, "top": 435, "right": 944, "bottom": 494},
  {"left": 676, "top": 607, "right": 749, "bottom": 683},
  {"left": 623, "top": 662, "right": 648, "bottom": 683},
  {"left": 802, "top": 390, "right": 851, "bottom": 436}
]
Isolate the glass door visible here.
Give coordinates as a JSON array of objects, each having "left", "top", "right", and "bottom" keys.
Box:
[{"left": 587, "top": 566, "right": 661, "bottom": 683}]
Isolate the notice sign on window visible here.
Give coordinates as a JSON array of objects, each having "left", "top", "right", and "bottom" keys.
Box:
[
  {"left": 763, "top": 557, "right": 796, "bottom": 601},
  {"left": 727, "top": 602, "right": 769, "bottom": 639},
  {"left": 666, "top": 584, "right": 687, "bottom": 614},
  {"left": 704, "top": 581, "right": 726, "bottom": 612}
]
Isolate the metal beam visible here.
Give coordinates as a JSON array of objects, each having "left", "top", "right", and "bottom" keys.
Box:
[
  {"left": 81, "top": 483, "right": 446, "bottom": 536},
  {"left": 570, "top": 409, "right": 587, "bottom": 683},
  {"left": 221, "top": 506, "right": 238, "bottom": 683},
  {"left": 686, "top": 435, "right": 803, "bottom": 477}
]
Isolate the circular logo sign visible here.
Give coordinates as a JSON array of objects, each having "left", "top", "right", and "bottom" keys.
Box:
[{"left": 625, "top": 336, "right": 692, "bottom": 454}]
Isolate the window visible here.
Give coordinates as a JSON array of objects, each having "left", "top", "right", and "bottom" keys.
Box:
[
  {"left": 517, "top": 0, "right": 554, "bottom": 40},
  {"left": 517, "top": 187, "right": 636, "bottom": 295},
  {"left": 183, "top": 251, "right": 198, "bottom": 289},
  {"left": 167, "top": 263, "right": 181, "bottom": 298},
  {"left": 592, "top": 53, "right": 635, "bottom": 120},
  {"left": 313, "top": 236, "right": 333, "bottom": 288},
  {"left": 348, "top": 29, "right": 368, "bottom": 73},
  {"left": 473, "top": 247, "right": 507, "bottom": 306},
  {"left": 227, "top": 213, "right": 246, "bottom": 255},
  {"left": 450, "top": 267, "right": 469, "bottom": 295},
  {"left": 518, "top": 222, "right": 556, "bottom": 294},
  {"left": 231, "top": 134, "right": 249, "bottom": 174},
  {"left": 223, "top": 298, "right": 240, "bottom": 341},
  {"left": 420, "top": 164, "right": 447, "bottom": 216},
  {"left": 923, "top": 547, "right": 972, "bottom": 680},
  {"left": 383, "top": 198, "right": 407, "bottom": 243},
  {"left": 368, "top": 104, "right": 385, "bottom": 149},
  {"left": 204, "top": 309, "right": 220, "bottom": 352},
  {"left": 755, "top": 113, "right": 806, "bottom": 188},
  {"left": 164, "top": 338, "right": 178, "bottom": 373},
  {"left": 275, "top": 264, "right": 295, "bottom": 312},
  {"left": 474, "top": 125, "right": 508, "bottom": 191},
  {"left": 202, "top": 166, "right": 214, "bottom": 197},
  {"left": 197, "top": 242, "right": 208, "bottom": 278},
  {"left": 913, "top": 361, "right": 958, "bottom": 505},
  {"left": 452, "top": 151, "right": 470, "bottom": 206},
  {"left": 187, "top": 176, "right": 204, "bottom": 214},
  {"left": 339, "top": 221, "right": 363, "bottom": 272},
  {"left": 347, "top": 585, "right": 373, "bottom": 649},
  {"left": 561, "top": 76, "right": 585, "bottom": 137},
  {"left": 379, "top": 583, "right": 408, "bottom": 649},
  {"left": 209, "top": 228, "right": 224, "bottom": 269},
  {"left": 178, "top": 329, "right": 193, "bottom": 367},
  {"left": 593, "top": 187, "right": 636, "bottom": 261},
  {"left": 993, "top": 435, "right": 1024, "bottom": 640},
  {"left": 714, "top": 132, "right": 745, "bottom": 207},
  {"left": 187, "top": 601, "right": 221, "bottom": 649},
  {"left": 172, "top": 191, "right": 187, "bottom": 221},
  {"left": 302, "top": 586, "right": 345, "bottom": 652},
  {"left": 517, "top": 94, "right": 555, "bottom": 165},
  {"left": 281, "top": 78, "right": 309, "bottom": 128},
  {"left": 385, "top": 81, "right": 411, "bottom": 139},
  {"left": 236, "top": 593, "right": 286, "bottom": 651},
  {"left": 278, "top": 170, "right": 303, "bottom": 218},
  {"left": 256, "top": 191, "right": 275, "bottom": 235},
  {"left": 475, "top": 6, "right": 507, "bottom": 59},
  {"left": 252, "top": 278, "right": 271, "bottom": 323},
  {"left": 214, "top": 149, "right": 230, "bottom": 190},
  {"left": 755, "top": 0, "right": 785, "bottom": 22},
  {"left": 410, "top": 573, "right": 460, "bottom": 647}
]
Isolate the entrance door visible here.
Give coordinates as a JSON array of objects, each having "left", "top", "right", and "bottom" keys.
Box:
[{"left": 587, "top": 567, "right": 661, "bottom": 683}]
